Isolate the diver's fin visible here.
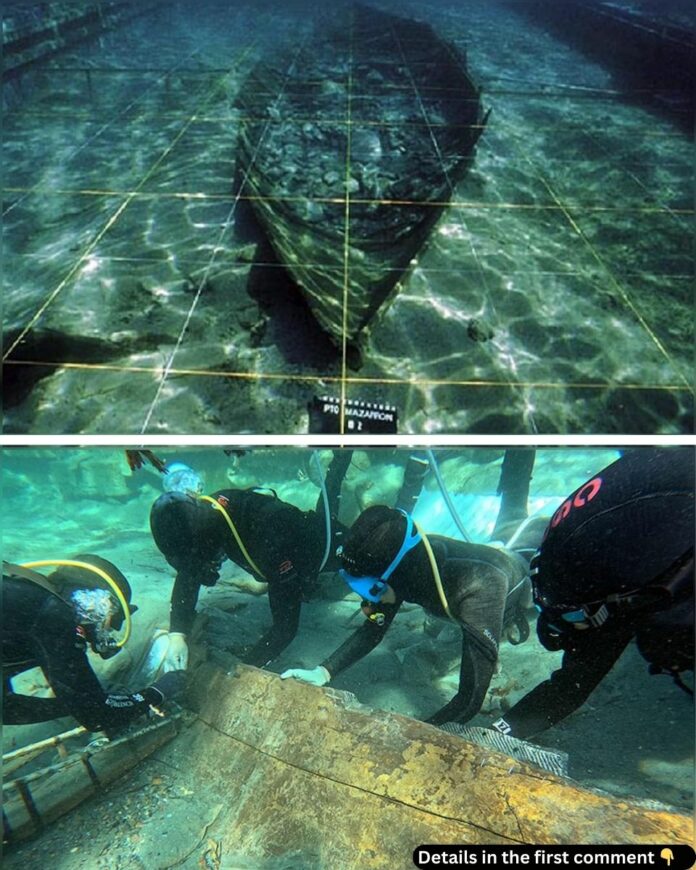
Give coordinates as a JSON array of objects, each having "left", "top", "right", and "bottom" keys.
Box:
[{"left": 438, "top": 723, "right": 569, "bottom": 778}]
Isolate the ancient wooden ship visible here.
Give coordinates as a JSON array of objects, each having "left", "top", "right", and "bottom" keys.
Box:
[
  {"left": 182, "top": 665, "right": 693, "bottom": 860},
  {"left": 235, "top": 4, "right": 488, "bottom": 346},
  {"left": 2, "top": 715, "right": 181, "bottom": 843},
  {"left": 4, "top": 663, "right": 693, "bottom": 858}
]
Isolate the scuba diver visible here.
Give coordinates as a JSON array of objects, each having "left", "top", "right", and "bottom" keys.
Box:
[
  {"left": 150, "top": 450, "right": 353, "bottom": 672},
  {"left": 281, "top": 505, "right": 531, "bottom": 726},
  {"left": 3, "top": 556, "right": 186, "bottom": 735},
  {"left": 489, "top": 446, "right": 695, "bottom": 739}
]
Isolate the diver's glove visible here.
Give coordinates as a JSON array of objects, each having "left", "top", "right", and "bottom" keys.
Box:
[
  {"left": 280, "top": 665, "right": 331, "bottom": 687},
  {"left": 162, "top": 632, "right": 189, "bottom": 673},
  {"left": 148, "top": 669, "right": 188, "bottom": 704}
]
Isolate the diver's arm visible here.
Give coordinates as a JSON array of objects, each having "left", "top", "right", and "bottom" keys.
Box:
[
  {"left": 169, "top": 570, "right": 203, "bottom": 635},
  {"left": 500, "top": 628, "right": 633, "bottom": 739},
  {"left": 3, "top": 693, "right": 73, "bottom": 725},
  {"left": 427, "top": 625, "right": 497, "bottom": 726},
  {"left": 321, "top": 603, "right": 400, "bottom": 678},
  {"left": 242, "top": 579, "right": 303, "bottom": 668},
  {"left": 33, "top": 622, "right": 158, "bottom": 734}
]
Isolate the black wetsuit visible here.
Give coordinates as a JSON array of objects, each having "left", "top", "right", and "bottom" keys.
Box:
[
  {"left": 322, "top": 538, "right": 530, "bottom": 725},
  {"left": 3, "top": 574, "right": 159, "bottom": 734},
  {"left": 500, "top": 447, "right": 695, "bottom": 739},
  {"left": 150, "top": 452, "right": 351, "bottom": 667},
  {"left": 492, "top": 448, "right": 536, "bottom": 540}
]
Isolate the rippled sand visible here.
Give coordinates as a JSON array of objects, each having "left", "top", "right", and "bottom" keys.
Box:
[{"left": 3, "top": 0, "right": 693, "bottom": 433}]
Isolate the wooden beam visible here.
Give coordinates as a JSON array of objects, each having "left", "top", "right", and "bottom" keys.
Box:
[
  {"left": 3, "top": 715, "right": 180, "bottom": 843},
  {"left": 182, "top": 663, "right": 693, "bottom": 866}
]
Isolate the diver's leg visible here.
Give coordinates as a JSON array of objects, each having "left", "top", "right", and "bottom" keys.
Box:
[
  {"left": 492, "top": 448, "right": 536, "bottom": 539},
  {"left": 322, "top": 449, "right": 353, "bottom": 519},
  {"left": 395, "top": 453, "right": 429, "bottom": 513},
  {"left": 312, "top": 450, "right": 353, "bottom": 540}
]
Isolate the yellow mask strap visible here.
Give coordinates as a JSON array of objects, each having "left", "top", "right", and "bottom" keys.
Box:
[
  {"left": 412, "top": 522, "right": 454, "bottom": 621},
  {"left": 20, "top": 560, "right": 132, "bottom": 646},
  {"left": 198, "top": 495, "right": 266, "bottom": 580}
]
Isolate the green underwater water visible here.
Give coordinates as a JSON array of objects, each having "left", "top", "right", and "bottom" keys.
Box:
[
  {"left": 3, "top": 0, "right": 693, "bottom": 434},
  {"left": 3, "top": 0, "right": 695, "bottom": 863},
  {"left": 2, "top": 446, "right": 694, "bottom": 822},
  {"left": 3, "top": 444, "right": 620, "bottom": 563}
]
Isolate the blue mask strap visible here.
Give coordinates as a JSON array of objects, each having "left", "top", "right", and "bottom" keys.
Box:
[{"left": 382, "top": 509, "right": 422, "bottom": 581}]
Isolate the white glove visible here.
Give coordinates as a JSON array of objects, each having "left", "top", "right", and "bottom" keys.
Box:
[
  {"left": 162, "top": 632, "right": 189, "bottom": 673},
  {"left": 280, "top": 665, "right": 330, "bottom": 687}
]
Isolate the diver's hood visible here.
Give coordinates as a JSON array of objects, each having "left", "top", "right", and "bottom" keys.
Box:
[
  {"left": 339, "top": 506, "right": 408, "bottom": 579},
  {"left": 48, "top": 554, "right": 137, "bottom": 629}
]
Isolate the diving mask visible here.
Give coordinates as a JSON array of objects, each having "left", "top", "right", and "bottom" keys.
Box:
[
  {"left": 338, "top": 509, "right": 422, "bottom": 602},
  {"left": 71, "top": 588, "right": 122, "bottom": 658},
  {"left": 338, "top": 570, "right": 389, "bottom": 603}
]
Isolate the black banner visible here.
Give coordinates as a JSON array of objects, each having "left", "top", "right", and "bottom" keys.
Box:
[
  {"left": 308, "top": 395, "right": 398, "bottom": 434},
  {"left": 413, "top": 845, "right": 695, "bottom": 870}
]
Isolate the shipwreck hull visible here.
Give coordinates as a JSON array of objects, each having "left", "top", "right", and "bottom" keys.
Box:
[
  {"left": 4, "top": 663, "right": 692, "bottom": 863},
  {"left": 236, "top": 4, "right": 486, "bottom": 345},
  {"left": 180, "top": 664, "right": 693, "bottom": 867}
]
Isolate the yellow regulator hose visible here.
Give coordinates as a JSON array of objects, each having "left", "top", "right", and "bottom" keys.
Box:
[{"left": 21, "top": 560, "right": 132, "bottom": 646}]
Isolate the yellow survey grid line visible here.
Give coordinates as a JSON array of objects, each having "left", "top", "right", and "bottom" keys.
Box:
[
  {"left": 4, "top": 359, "right": 689, "bottom": 394},
  {"left": 3, "top": 57, "right": 251, "bottom": 363},
  {"left": 138, "top": 34, "right": 314, "bottom": 433},
  {"left": 10, "top": 113, "right": 486, "bottom": 131},
  {"left": 392, "top": 20, "right": 538, "bottom": 432},
  {"left": 15, "top": 82, "right": 689, "bottom": 107},
  {"left": 10, "top": 249, "right": 689, "bottom": 288},
  {"left": 12, "top": 102, "right": 688, "bottom": 140},
  {"left": 2, "top": 47, "right": 204, "bottom": 220},
  {"left": 13, "top": 105, "right": 683, "bottom": 143},
  {"left": 28, "top": 56, "right": 694, "bottom": 106},
  {"left": 4, "top": 185, "right": 692, "bottom": 216},
  {"left": 435, "top": 3, "right": 692, "bottom": 393},
  {"left": 3, "top": 200, "right": 131, "bottom": 360},
  {"left": 508, "top": 130, "right": 692, "bottom": 391},
  {"left": 339, "top": 9, "right": 356, "bottom": 436},
  {"left": 21, "top": 243, "right": 684, "bottom": 281}
]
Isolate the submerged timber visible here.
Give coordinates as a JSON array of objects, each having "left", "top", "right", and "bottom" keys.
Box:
[
  {"left": 182, "top": 665, "right": 693, "bottom": 864},
  {"left": 3, "top": 715, "right": 181, "bottom": 843},
  {"left": 236, "top": 3, "right": 487, "bottom": 346},
  {"left": 3, "top": 664, "right": 693, "bottom": 861}
]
